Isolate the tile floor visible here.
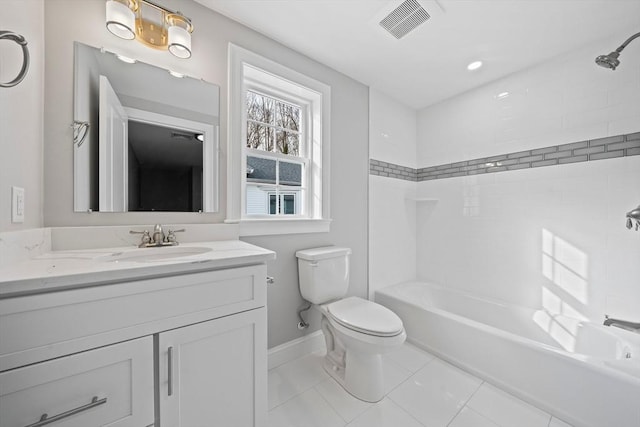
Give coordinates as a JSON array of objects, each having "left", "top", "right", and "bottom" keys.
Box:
[{"left": 268, "top": 342, "right": 573, "bottom": 427}]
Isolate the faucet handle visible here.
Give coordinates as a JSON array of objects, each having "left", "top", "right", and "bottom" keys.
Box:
[
  {"left": 130, "top": 229, "right": 151, "bottom": 247},
  {"left": 166, "top": 228, "right": 185, "bottom": 244}
]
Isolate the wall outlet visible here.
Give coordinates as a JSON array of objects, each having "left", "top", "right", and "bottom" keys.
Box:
[{"left": 11, "top": 186, "right": 25, "bottom": 223}]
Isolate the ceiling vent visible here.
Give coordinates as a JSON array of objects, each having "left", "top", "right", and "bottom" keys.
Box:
[{"left": 379, "top": 0, "right": 430, "bottom": 39}]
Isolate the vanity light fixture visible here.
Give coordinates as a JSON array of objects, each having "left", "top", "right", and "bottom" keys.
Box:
[
  {"left": 105, "top": 0, "right": 194, "bottom": 59},
  {"left": 195, "top": 133, "right": 204, "bottom": 142},
  {"left": 467, "top": 60, "right": 483, "bottom": 71},
  {"left": 106, "top": 0, "right": 136, "bottom": 40},
  {"left": 168, "top": 70, "right": 185, "bottom": 78}
]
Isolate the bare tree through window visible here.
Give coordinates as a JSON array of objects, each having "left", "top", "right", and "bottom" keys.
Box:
[{"left": 246, "top": 90, "right": 301, "bottom": 156}]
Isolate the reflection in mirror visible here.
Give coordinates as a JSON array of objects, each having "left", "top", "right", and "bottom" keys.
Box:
[{"left": 73, "top": 42, "right": 220, "bottom": 212}]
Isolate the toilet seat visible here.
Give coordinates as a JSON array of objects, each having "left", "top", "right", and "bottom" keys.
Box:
[{"left": 326, "top": 297, "right": 404, "bottom": 337}]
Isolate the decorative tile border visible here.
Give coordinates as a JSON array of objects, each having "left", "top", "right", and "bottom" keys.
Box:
[
  {"left": 369, "top": 159, "right": 417, "bottom": 181},
  {"left": 370, "top": 131, "right": 640, "bottom": 182}
]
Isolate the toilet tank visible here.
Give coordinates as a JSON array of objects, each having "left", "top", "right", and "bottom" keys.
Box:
[{"left": 296, "top": 246, "right": 352, "bottom": 304}]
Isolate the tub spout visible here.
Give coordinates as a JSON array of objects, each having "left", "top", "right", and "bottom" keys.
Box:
[{"left": 604, "top": 315, "right": 640, "bottom": 333}]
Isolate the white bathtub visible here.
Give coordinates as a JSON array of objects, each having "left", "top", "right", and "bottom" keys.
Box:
[{"left": 376, "top": 281, "right": 640, "bottom": 427}]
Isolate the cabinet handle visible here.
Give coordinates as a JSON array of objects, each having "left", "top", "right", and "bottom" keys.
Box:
[
  {"left": 24, "top": 396, "right": 107, "bottom": 427},
  {"left": 167, "top": 346, "right": 174, "bottom": 396}
]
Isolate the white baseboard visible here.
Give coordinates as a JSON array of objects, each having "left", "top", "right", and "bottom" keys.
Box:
[{"left": 268, "top": 330, "right": 325, "bottom": 370}]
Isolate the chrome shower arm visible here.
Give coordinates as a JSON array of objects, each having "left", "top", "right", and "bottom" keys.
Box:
[{"left": 616, "top": 31, "right": 640, "bottom": 53}]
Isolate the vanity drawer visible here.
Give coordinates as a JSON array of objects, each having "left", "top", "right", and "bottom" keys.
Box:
[
  {"left": 0, "top": 265, "right": 267, "bottom": 371},
  {"left": 0, "top": 336, "right": 154, "bottom": 427}
]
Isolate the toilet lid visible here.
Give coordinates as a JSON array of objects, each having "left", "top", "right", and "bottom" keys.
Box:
[{"left": 327, "top": 297, "right": 404, "bottom": 337}]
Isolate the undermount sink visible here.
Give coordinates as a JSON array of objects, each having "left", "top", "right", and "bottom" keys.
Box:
[{"left": 97, "top": 246, "right": 212, "bottom": 263}]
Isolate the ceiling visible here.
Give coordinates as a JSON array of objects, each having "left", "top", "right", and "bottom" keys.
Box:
[
  {"left": 129, "top": 121, "right": 203, "bottom": 168},
  {"left": 195, "top": 0, "right": 640, "bottom": 109}
]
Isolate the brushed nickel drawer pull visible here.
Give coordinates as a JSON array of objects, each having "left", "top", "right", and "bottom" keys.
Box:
[
  {"left": 168, "top": 346, "right": 174, "bottom": 396},
  {"left": 24, "top": 396, "right": 107, "bottom": 427}
]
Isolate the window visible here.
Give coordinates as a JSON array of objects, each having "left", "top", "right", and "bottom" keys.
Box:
[
  {"left": 269, "top": 193, "right": 296, "bottom": 215},
  {"left": 227, "top": 44, "right": 331, "bottom": 236},
  {"left": 245, "top": 90, "right": 305, "bottom": 217}
]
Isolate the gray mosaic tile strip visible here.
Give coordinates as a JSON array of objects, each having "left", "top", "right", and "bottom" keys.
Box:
[
  {"left": 369, "top": 159, "right": 417, "bottom": 181},
  {"left": 370, "top": 131, "right": 640, "bottom": 182}
]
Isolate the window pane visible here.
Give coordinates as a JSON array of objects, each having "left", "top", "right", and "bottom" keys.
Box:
[
  {"left": 269, "top": 194, "right": 277, "bottom": 215},
  {"left": 247, "top": 124, "right": 272, "bottom": 151},
  {"left": 246, "top": 91, "right": 274, "bottom": 124},
  {"left": 247, "top": 156, "right": 276, "bottom": 184},
  {"left": 276, "top": 102, "right": 300, "bottom": 132},
  {"left": 283, "top": 194, "right": 295, "bottom": 214},
  {"left": 275, "top": 131, "right": 300, "bottom": 156},
  {"left": 278, "top": 161, "right": 302, "bottom": 186}
]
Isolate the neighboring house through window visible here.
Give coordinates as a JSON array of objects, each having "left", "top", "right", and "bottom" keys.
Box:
[{"left": 227, "top": 44, "right": 331, "bottom": 236}]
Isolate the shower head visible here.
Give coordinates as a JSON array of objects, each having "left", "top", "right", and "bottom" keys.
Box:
[
  {"left": 595, "top": 31, "right": 640, "bottom": 70},
  {"left": 628, "top": 205, "right": 640, "bottom": 221},
  {"left": 595, "top": 51, "right": 621, "bottom": 69},
  {"left": 626, "top": 204, "right": 640, "bottom": 231}
]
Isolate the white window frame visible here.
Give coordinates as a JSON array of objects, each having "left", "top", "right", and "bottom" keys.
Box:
[
  {"left": 244, "top": 88, "right": 308, "bottom": 219},
  {"left": 227, "top": 44, "right": 331, "bottom": 236}
]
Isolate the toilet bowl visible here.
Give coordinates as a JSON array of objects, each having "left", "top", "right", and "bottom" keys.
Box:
[
  {"left": 296, "top": 247, "right": 406, "bottom": 402},
  {"left": 319, "top": 296, "right": 406, "bottom": 402}
]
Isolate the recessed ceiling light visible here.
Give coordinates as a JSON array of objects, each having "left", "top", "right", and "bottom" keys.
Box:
[
  {"left": 116, "top": 54, "right": 136, "bottom": 64},
  {"left": 497, "top": 91, "right": 510, "bottom": 99},
  {"left": 467, "top": 60, "right": 483, "bottom": 71}
]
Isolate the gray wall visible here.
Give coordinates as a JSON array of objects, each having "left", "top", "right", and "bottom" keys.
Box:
[
  {"left": 0, "top": 0, "right": 44, "bottom": 231},
  {"left": 43, "top": 0, "right": 369, "bottom": 347}
]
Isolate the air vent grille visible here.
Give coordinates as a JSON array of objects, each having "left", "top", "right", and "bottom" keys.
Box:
[{"left": 379, "top": 0, "right": 430, "bottom": 39}]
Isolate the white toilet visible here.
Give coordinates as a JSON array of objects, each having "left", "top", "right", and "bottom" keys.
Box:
[{"left": 296, "top": 246, "right": 406, "bottom": 402}]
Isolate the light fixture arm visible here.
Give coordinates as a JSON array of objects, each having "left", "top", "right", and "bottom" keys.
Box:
[{"left": 615, "top": 31, "right": 640, "bottom": 53}]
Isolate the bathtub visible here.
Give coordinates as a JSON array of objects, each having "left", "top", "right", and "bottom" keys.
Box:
[{"left": 376, "top": 281, "right": 640, "bottom": 427}]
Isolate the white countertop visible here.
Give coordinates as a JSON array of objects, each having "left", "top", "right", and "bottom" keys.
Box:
[{"left": 0, "top": 240, "right": 275, "bottom": 299}]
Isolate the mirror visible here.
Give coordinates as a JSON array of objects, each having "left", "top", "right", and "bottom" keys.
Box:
[{"left": 73, "top": 42, "right": 220, "bottom": 212}]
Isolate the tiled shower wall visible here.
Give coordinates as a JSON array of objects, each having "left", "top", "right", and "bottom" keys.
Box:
[
  {"left": 369, "top": 32, "right": 640, "bottom": 324},
  {"left": 370, "top": 131, "right": 640, "bottom": 181},
  {"left": 368, "top": 89, "right": 417, "bottom": 299}
]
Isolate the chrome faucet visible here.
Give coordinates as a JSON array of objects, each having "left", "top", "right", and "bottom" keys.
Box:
[
  {"left": 604, "top": 315, "right": 640, "bottom": 333},
  {"left": 152, "top": 224, "right": 165, "bottom": 245},
  {"left": 130, "top": 224, "right": 185, "bottom": 247}
]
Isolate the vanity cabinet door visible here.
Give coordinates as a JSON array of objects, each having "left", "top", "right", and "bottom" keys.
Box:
[
  {"left": 0, "top": 337, "right": 154, "bottom": 427},
  {"left": 158, "top": 307, "right": 267, "bottom": 427}
]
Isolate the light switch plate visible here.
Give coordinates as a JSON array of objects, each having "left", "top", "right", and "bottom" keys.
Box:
[{"left": 12, "top": 186, "right": 25, "bottom": 223}]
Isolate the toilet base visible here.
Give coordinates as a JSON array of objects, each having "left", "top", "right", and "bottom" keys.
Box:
[{"left": 323, "top": 349, "right": 385, "bottom": 403}]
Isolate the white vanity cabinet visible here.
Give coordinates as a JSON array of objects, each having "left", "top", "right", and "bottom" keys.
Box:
[
  {"left": 0, "top": 258, "right": 270, "bottom": 427},
  {"left": 158, "top": 308, "right": 266, "bottom": 427},
  {"left": 0, "top": 337, "right": 154, "bottom": 427}
]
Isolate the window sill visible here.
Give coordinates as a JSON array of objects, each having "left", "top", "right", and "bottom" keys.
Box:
[{"left": 224, "top": 218, "right": 331, "bottom": 237}]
